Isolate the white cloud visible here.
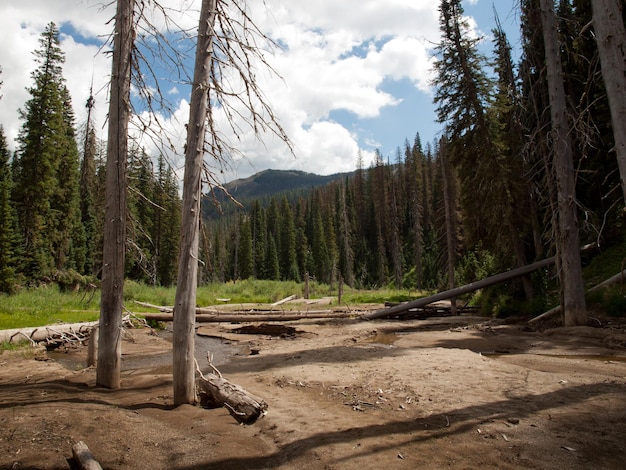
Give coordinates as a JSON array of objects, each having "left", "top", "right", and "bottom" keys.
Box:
[{"left": 0, "top": 0, "right": 502, "bottom": 184}]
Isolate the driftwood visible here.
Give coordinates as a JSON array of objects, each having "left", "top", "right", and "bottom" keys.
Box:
[
  {"left": 143, "top": 311, "right": 354, "bottom": 323},
  {"left": 71, "top": 441, "right": 103, "bottom": 470},
  {"left": 0, "top": 321, "right": 98, "bottom": 345},
  {"left": 363, "top": 257, "right": 556, "bottom": 320},
  {"left": 196, "top": 358, "right": 267, "bottom": 424}
]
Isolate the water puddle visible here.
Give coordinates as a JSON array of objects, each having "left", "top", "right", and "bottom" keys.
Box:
[{"left": 49, "top": 331, "right": 236, "bottom": 372}]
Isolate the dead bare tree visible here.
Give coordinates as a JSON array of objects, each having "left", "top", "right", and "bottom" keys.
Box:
[
  {"left": 590, "top": 0, "right": 626, "bottom": 205},
  {"left": 539, "top": 0, "right": 587, "bottom": 326},
  {"left": 173, "top": 0, "right": 292, "bottom": 404},
  {"left": 97, "top": 0, "right": 135, "bottom": 389},
  {"left": 173, "top": 0, "right": 217, "bottom": 406}
]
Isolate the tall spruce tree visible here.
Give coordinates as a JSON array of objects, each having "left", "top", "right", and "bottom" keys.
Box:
[
  {"left": 79, "top": 92, "right": 98, "bottom": 276},
  {"left": 12, "top": 22, "right": 83, "bottom": 281},
  {"left": 0, "top": 125, "right": 17, "bottom": 293},
  {"left": 154, "top": 155, "right": 181, "bottom": 286}
]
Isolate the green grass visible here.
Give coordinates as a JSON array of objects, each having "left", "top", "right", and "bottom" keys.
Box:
[
  {"left": 0, "top": 285, "right": 100, "bottom": 330},
  {"left": 0, "top": 279, "right": 431, "bottom": 330}
]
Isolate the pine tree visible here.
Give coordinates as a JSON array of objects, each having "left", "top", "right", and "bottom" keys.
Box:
[
  {"left": 0, "top": 126, "right": 17, "bottom": 293},
  {"left": 126, "top": 145, "right": 156, "bottom": 282},
  {"left": 278, "top": 196, "right": 298, "bottom": 280},
  {"left": 12, "top": 22, "right": 83, "bottom": 281},
  {"left": 154, "top": 155, "right": 181, "bottom": 286},
  {"left": 238, "top": 214, "right": 254, "bottom": 279},
  {"left": 80, "top": 91, "right": 98, "bottom": 276}
]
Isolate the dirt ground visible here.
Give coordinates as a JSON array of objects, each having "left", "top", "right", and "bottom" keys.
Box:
[{"left": 1, "top": 305, "right": 626, "bottom": 470}]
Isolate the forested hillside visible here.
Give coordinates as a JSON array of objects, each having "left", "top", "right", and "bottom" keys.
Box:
[
  {"left": 0, "top": 1, "right": 624, "bottom": 322},
  {"left": 198, "top": 0, "right": 625, "bottom": 308}
]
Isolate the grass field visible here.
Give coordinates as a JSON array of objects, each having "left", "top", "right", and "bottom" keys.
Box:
[{"left": 0, "top": 278, "right": 427, "bottom": 331}]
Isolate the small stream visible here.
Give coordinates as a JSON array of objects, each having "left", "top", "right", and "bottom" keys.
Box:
[{"left": 49, "top": 328, "right": 238, "bottom": 373}]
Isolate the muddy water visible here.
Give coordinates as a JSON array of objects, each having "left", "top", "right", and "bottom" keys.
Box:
[{"left": 49, "top": 328, "right": 237, "bottom": 373}]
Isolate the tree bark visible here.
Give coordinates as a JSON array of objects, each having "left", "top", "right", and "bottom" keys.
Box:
[
  {"left": 539, "top": 0, "right": 587, "bottom": 326},
  {"left": 173, "top": 0, "right": 217, "bottom": 405},
  {"left": 96, "top": 0, "right": 134, "bottom": 389},
  {"left": 591, "top": 0, "right": 626, "bottom": 205}
]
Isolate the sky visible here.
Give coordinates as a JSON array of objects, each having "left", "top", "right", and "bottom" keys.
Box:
[{"left": 0, "top": 0, "right": 521, "bottom": 184}]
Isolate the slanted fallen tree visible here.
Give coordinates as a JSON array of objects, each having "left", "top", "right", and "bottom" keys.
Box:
[
  {"left": 529, "top": 268, "right": 626, "bottom": 324},
  {"left": 363, "top": 257, "right": 556, "bottom": 320}
]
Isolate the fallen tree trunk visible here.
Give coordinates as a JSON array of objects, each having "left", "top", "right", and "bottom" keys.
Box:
[
  {"left": 529, "top": 268, "right": 626, "bottom": 324},
  {"left": 133, "top": 300, "right": 173, "bottom": 312},
  {"left": 588, "top": 269, "right": 626, "bottom": 292},
  {"left": 71, "top": 441, "right": 103, "bottom": 470},
  {"left": 0, "top": 321, "right": 98, "bottom": 344},
  {"left": 143, "top": 311, "right": 354, "bottom": 323},
  {"left": 363, "top": 257, "right": 556, "bottom": 320},
  {"left": 197, "top": 371, "right": 267, "bottom": 424},
  {"left": 271, "top": 294, "right": 297, "bottom": 306}
]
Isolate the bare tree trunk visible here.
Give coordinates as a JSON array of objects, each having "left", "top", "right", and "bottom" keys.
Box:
[
  {"left": 173, "top": 0, "right": 217, "bottom": 405},
  {"left": 539, "top": 0, "right": 587, "bottom": 326},
  {"left": 439, "top": 143, "right": 458, "bottom": 316},
  {"left": 591, "top": 0, "right": 626, "bottom": 205},
  {"left": 97, "top": 0, "right": 134, "bottom": 389}
]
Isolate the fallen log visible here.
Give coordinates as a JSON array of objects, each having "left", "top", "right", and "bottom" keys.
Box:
[
  {"left": 71, "top": 441, "right": 103, "bottom": 470},
  {"left": 271, "top": 294, "right": 297, "bottom": 306},
  {"left": 143, "top": 311, "right": 354, "bottom": 323},
  {"left": 363, "top": 257, "right": 556, "bottom": 320},
  {"left": 588, "top": 269, "right": 626, "bottom": 292},
  {"left": 528, "top": 268, "right": 626, "bottom": 324},
  {"left": 196, "top": 360, "right": 267, "bottom": 424},
  {"left": 133, "top": 300, "right": 173, "bottom": 312},
  {"left": 0, "top": 321, "right": 98, "bottom": 344}
]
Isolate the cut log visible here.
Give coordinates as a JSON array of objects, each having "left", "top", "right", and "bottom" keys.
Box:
[
  {"left": 142, "top": 311, "right": 354, "bottom": 323},
  {"left": 197, "top": 372, "right": 267, "bottom": 424},
  {"left": 71, "top": 441, "right": 103, "bottom": 470},
  {"left": 363, "top": 257, "right": 556, "bottom": 320}
]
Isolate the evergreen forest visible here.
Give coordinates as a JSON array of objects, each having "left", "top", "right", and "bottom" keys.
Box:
[{"left": 0, "top": 1, "right": 625, "bottom": 322}]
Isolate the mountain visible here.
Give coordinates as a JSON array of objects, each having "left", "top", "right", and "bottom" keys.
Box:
[{"left": 203, "top": 169, "right": 353, "bottom": 218}]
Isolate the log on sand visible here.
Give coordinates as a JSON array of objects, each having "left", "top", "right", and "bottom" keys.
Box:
[
  {"left": 197, "top": 365, "right": 267, "bottom": 424},
  {"left": 71, "top": 441, "right": 103, "bottom": 470}
]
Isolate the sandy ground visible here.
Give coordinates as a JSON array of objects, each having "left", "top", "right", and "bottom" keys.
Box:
[{"left": 1, "top": 308, "right": 626, "bottom": 470}]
